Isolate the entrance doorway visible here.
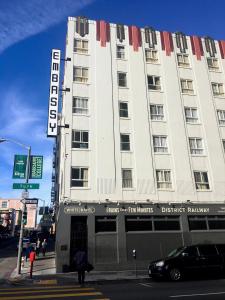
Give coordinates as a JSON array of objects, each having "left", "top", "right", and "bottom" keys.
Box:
[{"left": 70, "top": 216, "right": 87, "bottom": 269}]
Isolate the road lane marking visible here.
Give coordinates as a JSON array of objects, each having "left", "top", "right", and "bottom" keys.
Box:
[
  {"left": 0, "top": 291, "right": 102, "bottom": 300},
  {"left": 0, "top": 285, "right": 81, "bottom": 291},
  {"left": 0, "top": 287, "right": 93, "bottom": 295},
  {"left": 170, "top": 291, "right": 225, "bottom": 298},
  {"left": 139, "top": 283, "right": 152, "bottom": 288}
]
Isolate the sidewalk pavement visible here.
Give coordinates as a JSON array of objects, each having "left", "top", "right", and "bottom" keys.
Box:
[{"left": 9, "top": 251, "right": 149, "bottom": 285}]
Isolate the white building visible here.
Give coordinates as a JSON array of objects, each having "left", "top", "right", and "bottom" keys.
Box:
[{"left": 54, "top": 17, "right": 225, "bottom": 272}]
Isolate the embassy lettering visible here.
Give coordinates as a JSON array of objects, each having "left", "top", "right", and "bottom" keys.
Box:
[{"left": 47, "top": 49, "right": 61, "bottom": 137}]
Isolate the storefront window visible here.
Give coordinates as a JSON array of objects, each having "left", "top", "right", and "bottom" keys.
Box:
[
  {"left": 125, "top": 216, "right": 152, "bottom": 232},
  {"left": 95, "top": 216, "right": 117, "bottom": 233}
]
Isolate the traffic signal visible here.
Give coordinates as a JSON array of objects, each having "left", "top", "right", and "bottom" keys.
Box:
[{"left": 22, "top": 207, "right": 27, "bottom": 225}]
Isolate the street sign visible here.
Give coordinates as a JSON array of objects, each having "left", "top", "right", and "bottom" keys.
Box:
[
  {"left": 21, "top": 191, "right": 29, "bottom": 199},
  {"left": 24, "top": 199, "right": 38, "bottom": 205},
  {"left": 13, "top": 155, "right": 27, "bottom": 179},
  {"left": 30, "top": 156, "right": 43, "bottom": 179},
  {"left": 13, "top": 183, "right": 40, "bottom": 189}
]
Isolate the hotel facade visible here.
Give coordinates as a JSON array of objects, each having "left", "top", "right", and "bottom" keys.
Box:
[{"left": 52, "top": 17, "right": 225, "bottom": 272}]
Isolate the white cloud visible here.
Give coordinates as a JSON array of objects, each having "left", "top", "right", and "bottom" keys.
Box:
[{"left": 0, "top": 0, "right": 94, "bottom": 54}]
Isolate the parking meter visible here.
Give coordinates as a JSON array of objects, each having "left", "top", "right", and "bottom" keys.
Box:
[{"left": 133, "top": 249, "right": 136, "bottom": 259}]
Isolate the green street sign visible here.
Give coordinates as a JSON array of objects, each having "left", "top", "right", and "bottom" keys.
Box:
[
  {"left": 30, "top": 156, "right": 43, "bottom": 179},
  {"left": 13, "top": 155, "right": 27, "bottom": 179},
  {"left": 13, "top": 183, "right": 40, "bottom": 189}
]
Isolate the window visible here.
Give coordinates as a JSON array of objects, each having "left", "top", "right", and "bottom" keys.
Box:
[
  {"left": 188, "top": 216, "right": 207, "bottom": 230},
  {"left": 153, "top": 136, "right": 168, "bottom": 153},
  {"left": 74, "top": 39, "right": 88, "bottom": 54},
  {"left": 148, "top": 75, "right": 161, "bottom": 90},
  {"left": 72, "top": 130, "right": 89, "bottom": 149},
  {"left": 118, "top": 72, "right": 127, "bottom": 87},
  {"left": 95, "top": 216, "right": 117, "bottom": 233},
  {"left": 184, "top": 107, "right": 198, "bottom": 123},
  {"left": 189, "top": 138, "right": 204, "bottom": 155},
  {"left": 120, "top": 134, "right": 130, "bottom": 151},
  {"left": 181, "top": 79, "right": 194, "bottom": 94},
  {"left": 150, "top": 104, "right": 164, "bottom": 121},
  {"left": 217, "top": 110, "right": 225, "bottom": 125},
  {"left": 73, "top": 67, "right": 88, "bottom": 83},
  {"left": 198, "top": 245, "right": 217, "bottom": 256},
  {"left": 73, "top": 97, "right": 88, "bottom": 115},
  {"left": 125, "top": 216, "right": 152, "bottom": 232},
  {"left": 145, "top": 49, "right": 158, "bottom": 63},
  {"left": 119, "top": 102, "right": 128, "bottom": 118},
  {"left": 117, "top": 45, "right": 125, "bottom": 59},
  {"left": 212, "top": 83, "right": 224, "bottom": 97},
  {"left": 156, "top": 170, "right": 172, "bottom": 189},
  {"left": 71, "top": 167, "right": 88, "bottom": 187},
  {"left": 177, "top": 54, "right": 190, "bottom": 67},
  {"left": 122, "top": 169, "right": 133, "bottom": 188},
  {"left": 194, "top": 171, "right": 210, "bottom": 190},
  {"left": 1, "top": 201, "right": 7, "bottom": 208},
  {"left": 207, "top": 57, "right": 219, "bottom": 71},
  {"left": 153, "top": 216, "right": 180, "bottom": 231},
  {"left": 208, "top": 216, "right": 225, "bottom": 230}
]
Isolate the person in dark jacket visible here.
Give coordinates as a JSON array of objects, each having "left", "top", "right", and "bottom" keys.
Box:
[{"left": 73, "top": 248, "right": 87, "bottom": 284}]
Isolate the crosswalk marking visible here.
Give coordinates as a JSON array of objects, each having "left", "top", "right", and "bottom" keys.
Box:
[
  {"left": 36, "top": 279, "right": 58, "bottom": 285},
  {"left": 0, "top": 287, "right": 94, "bottom": 295},
  {"left": 0, "top": 291, "right": 103, "bottom": 300}
]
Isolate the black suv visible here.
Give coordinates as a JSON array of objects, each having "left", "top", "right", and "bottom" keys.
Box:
[{"left": 148, "top": 244, "right": 225, "bottom": 281}]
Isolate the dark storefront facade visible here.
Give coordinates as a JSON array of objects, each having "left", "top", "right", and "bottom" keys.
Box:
[{"left": 55, "top": 202, "right": 225, "bottom": 272}]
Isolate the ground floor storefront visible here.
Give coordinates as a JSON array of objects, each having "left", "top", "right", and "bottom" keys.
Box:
[{"left": 55, "top": 202, "right": 225, "bottom": 273}]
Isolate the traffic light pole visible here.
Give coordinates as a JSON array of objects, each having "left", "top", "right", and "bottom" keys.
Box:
[{"left": 16, "top": 146, "right": 31, "bottom": 275}]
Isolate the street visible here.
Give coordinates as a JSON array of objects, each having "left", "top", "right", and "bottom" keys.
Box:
[{"left": 0, "top": 238, "right": 18, "bottom": 282}]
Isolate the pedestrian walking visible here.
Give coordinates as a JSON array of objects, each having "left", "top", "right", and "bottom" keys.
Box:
[
  {"left": 25, "top": 242, "right": 31, "bottom": 262},
  {"left": 41, "top": 239, "right": 47, "bottom": 256},
  {"left": 36, "top": 238, "right": 41, "bottom": 256},
  {"left": 73, "top": 248, "right": 87, "bottom": 284},
  {"left": 29, "top": 247, "right": 36, "bottom": 279}
]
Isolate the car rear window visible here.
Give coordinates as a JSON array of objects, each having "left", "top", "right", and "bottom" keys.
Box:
[
  {"left": 198, "top": 245, "right": 217, "bottom": 256},
  {"left": 216, "top": 244, "right": 225, "bottom": 255}
]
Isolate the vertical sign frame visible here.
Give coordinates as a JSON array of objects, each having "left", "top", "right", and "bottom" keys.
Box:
[
  {"left": 30, "top": 156, "right": 43, "bottom": 179},
  {"left": 47, "top": 49, "right": 61, "bottom": 137},
  {"left": 13, "top": 155, "right": 27, "bottom": 179}
]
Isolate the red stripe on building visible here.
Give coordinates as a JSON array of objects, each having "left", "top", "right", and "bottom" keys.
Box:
[
  {"left": 96, "top": 20, "right": 110, "bottom": 47},
  {"left": 190, "top": 36, "right": 203, "bottom": 60},
  {"left": 219, "top": 40, "right": 225, "bottom": 59},
  {"left": 160, "top": 32, "right": 173, "bottom": 56},
  {"left": 128, "top": 26, "right": 142, "bottom": 51}
]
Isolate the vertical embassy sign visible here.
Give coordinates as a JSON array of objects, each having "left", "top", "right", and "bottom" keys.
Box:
[{"left": 47, "top": 49, "right": 61, "bottom": 137}]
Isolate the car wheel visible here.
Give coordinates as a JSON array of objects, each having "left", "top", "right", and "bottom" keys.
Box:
[{"left": 169, "top": 268, "right": 182, "bottom": 281}]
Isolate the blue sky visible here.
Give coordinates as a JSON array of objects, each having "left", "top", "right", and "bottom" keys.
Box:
[{"left": 0, "top": 0, "right": 225, "bottom": 208}]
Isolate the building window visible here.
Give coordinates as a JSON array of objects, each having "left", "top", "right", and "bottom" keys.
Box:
[
  {"left": 73, "top": 97, "right": 88, "bottom": 115},
  {"left": 156, "top": 170, "right": 172, "bottom": 189},
  {"left": 177, "top": 53, "right": 190, "bottom": 67},
  {"left": 184, "top": 107, "right": 198, "bottom": 123},
  {"left": 150, "top": 104, "right": 164, "bottom": 121},
  {"left": 72, "top": 130, "right": 89, "bottom": 149},
  {"left": 95, "top": 216, "right": 117, "bottom": 233},
  {"left": 207, "top": 57, "right": 219, "bottom": 71},
  {"left": 153, "top": 216, "right": 180, "bottom": 231},
  {"left": 188, "top": 216, "right": 207, "bottom": 230},
  {"left": 74, "top": 39, "right": 88, "bottom": 54},
  {"left": 194, "top": 171, "right": 210, "bottom": 190},
  {"left": 148, "top": 75, "right": 161, "bottom": 91},
  {"left": 118, "top": 72, "right": 127, "bottom": 87},
  {"left": 217, "top": 110, "right": 225, "bottom": 125},
  {"left": 117, "top": 45, "right": 125, "bottom": 59},
  {"left": 1, "top": 201, "right": 7, "bottom": 208},
  {"left": 181, "top": 79, "right": 194, "bottom": 94},
  {"left": 125, "top": 216, "right": 152, "bottom": 232},
  {"left": 73, "top": 67, "right": 88, "bottom": 83},
  {"left": 71, "top": 167, "right": 88, "bottom": 187},
  {"left": 119, "top": 102, "right": 128, "bottom": 118},
  {"left": 212, "top": 83, "right": 224, "bottom": 97},
  {"left": 189, "top": 215, "right": 225, "bottom": 231},
  {"left": 153, "top": 136, "right": 168, "bottom": 153},
  {"left": 189, "top": 138, "right": 204, "bottom": 155},
  {"left": 122, "top": 169, "right": 133, "bottom": 188},
  {"left": 120, "top": 134, "right": 130, "bottom": 151},
  {"left": 145, "top": 49, "right": 158, "bottom": 63}
]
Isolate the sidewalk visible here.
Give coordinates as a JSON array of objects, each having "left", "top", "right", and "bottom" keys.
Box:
[{"left": 9, "top": 251, "right": 149, "bottom": 284}]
